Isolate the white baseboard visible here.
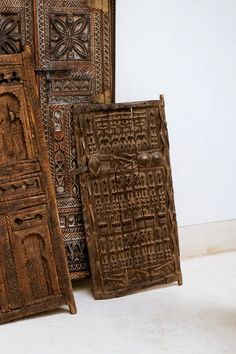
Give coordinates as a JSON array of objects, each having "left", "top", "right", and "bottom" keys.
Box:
[{"left": 178, "top": 219, "right": 236, "bottom": 259}]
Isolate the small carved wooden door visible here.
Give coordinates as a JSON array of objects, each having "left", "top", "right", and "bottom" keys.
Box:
[
  {"left": 0, "top": 48, "right": 76, "bottom": 324},
  {"left": 0, "top": 0, "right": 115, "bottom": 279},
  {"left": 73, "top": 98, "right": 182, "bottom": 299}
]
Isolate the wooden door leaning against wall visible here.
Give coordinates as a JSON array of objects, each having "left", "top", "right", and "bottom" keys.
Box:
[
  {"left": 0, "top": 47, "right": 76, "bottom": 324},
  {"left": 73, "top": 98, "right": 182, "bottom": 299}
]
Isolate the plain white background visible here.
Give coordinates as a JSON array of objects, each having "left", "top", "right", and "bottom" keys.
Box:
[{"left": 116, "top": 0, "right": 236, "bottom": 226}]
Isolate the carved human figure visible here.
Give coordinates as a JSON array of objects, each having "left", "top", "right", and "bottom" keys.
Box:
[
  {"left": 7, "top": 104, "right": 27, "bottom": 161},
  {"left": 0, "top": 93, "right": 27, "bottom": 163}
]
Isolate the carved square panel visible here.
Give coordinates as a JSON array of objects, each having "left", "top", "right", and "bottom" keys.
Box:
[
  {"left": 0, "top": 1, "right": 34, "bottom": 56},
  {"left": 0, "top": 48, "right": 76, "bottom": 323},
  {"left": 49, "top": 13, "right": 90, "bottom": 61},
  {"left": 73, "top": 98, "right": 182, "bottom": 299},
  {"left": 0, "top": 13, "right": 21, "bottom": 54}
]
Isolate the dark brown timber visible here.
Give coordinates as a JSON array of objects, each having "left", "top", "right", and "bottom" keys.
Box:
[
  {"left": 0, "top": 0, "right": 116, "bottom": 279},
  {"left": 0, "top": 47, "right": 76, "bottom": 324},
  {"left": 73, "top": 98, "right": 182, "bottom": 299}
]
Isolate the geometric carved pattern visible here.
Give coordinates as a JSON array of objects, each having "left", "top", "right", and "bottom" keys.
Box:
[
  {"left": 73, "top": 98, "right": 182, "bottom": 299},
  {"left": 0, "top": 1, "right": 34, "bottom": 57},
  {"left": 34, "top": 0, "right": 115, "bottom": 278},
  {"left": 50, "top": 14, "right": 90, "bottom": 61},
  {"left": 0, "top": 1, "right": 115, "bottom": 279},
  {"left": 0, "top": 13, "right": 21, "bottom": 54},
  {"left": 0, "top": 47, "right": 76, "bottom": 323}
]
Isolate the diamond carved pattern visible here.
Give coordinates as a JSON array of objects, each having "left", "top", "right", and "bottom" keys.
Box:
[{"left": 50, "top": 14, "right": 90, "bottom": 61}]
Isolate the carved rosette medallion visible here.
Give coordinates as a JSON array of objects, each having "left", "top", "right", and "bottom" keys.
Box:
[{"left": 50, "top": 14, "right": 90, "bottom": 61}]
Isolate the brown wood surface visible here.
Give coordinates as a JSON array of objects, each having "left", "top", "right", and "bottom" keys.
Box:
[
  {"left": 73, "top": 97, "right": 182, "bottom": 299},
  {"left": 0, "top": 0, "right": 116, "bottom": 279},
  {"left": 0, "top": 47, "right": 76, "bottom": 324}
]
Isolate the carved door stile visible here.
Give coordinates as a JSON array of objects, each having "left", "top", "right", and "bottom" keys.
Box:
[
  {"left": 0, "top": 48, "right": 76, "bottom": 324},
  {"left": 73, "top": 99, "right": 182, "bottom": 299},
  {"left": 158, "top": 100, "right": 182, "bottom": 282}
]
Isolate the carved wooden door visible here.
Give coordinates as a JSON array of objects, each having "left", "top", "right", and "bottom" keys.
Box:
[
  {"left": 0, "top": 0, "right": 115, "bottom": 279},
  {"left": 73, "top": 98, "right": 182, "bottom": 299},
  {"left": 34, "top": 0, "right": 115, "bottom": 279},
  {"left": 0, "top": 47, "right": 76, "bottom": 324}
]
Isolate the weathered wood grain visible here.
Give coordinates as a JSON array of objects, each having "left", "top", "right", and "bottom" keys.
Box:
[
  {"left": 0, "top": 0, "right": 116, "bottom": 279},
  {"left": 0, "top": 47, "right": 76, "bottom": 324},
  {"left": 73, "top": 98, "right": 182, "bottom": 299}
]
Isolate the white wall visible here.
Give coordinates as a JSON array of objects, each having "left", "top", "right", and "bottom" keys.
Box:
[{"left": 116, "top": 0, "right": 236, "bottom": 226}]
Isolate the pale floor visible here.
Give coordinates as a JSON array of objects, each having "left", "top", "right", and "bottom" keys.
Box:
[{"left": 1, "top": 252, "right": 235, "bottom": 354}]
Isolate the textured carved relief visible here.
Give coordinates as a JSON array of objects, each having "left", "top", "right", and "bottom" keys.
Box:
[
  {"left": 0, "top": 93, "right": 27, "bottom": 161},
  {"left": 0, "top": 13, "right": 21, "bottom": 54},
  {"left": 0, "top": 1, "right": 34, "bottom": 55},
  {"left": 73, "top": 98, "right": 182, "bottom": 299},
  {"left": 34, "top": 0, "right": 115, "bottom": 278},
  {"left": 0, "top": 0, "right": 115, "bottom": 278},
  {"left": 50, "top": 14, "right": 90, "bottom": 60},
  {"left": 0, "top": 47, "right": 76, "bottom": 324}
]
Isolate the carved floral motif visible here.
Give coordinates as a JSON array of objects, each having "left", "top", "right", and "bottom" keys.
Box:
[
  {"left": 0, "top": 14, "right": 21, "bottom": 54},
  {"left": 50, "top": 14, "right": 90, "bottom": 61}
]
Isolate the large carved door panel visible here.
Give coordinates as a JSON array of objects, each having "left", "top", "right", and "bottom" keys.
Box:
[
  {"left": 73, "top": 98, "right": 182, "bottom": 299},
  {"left": 0, "top": 48, "right": 76, "bottom": 324},
  {"left": 0, "top": 0, "right": 115, "bottom": 279},
  {"left": 34, "top": 0, "right": 115, "bottom": 278}
]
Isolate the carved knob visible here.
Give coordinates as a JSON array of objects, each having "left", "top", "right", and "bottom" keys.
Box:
[
  {"left": 137, "top": 152, "right": 150, "bottom": 167},
  {"left": 151, "top": 152, "right": 162, "bottom": 165}
]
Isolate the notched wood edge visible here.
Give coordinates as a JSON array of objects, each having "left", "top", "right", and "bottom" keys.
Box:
[
  {"left": 91, "top": 89, "right": 112, "bottom": 104},
  {"left": 87, "top": 0, "right": 109, "bottom": 14}
]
